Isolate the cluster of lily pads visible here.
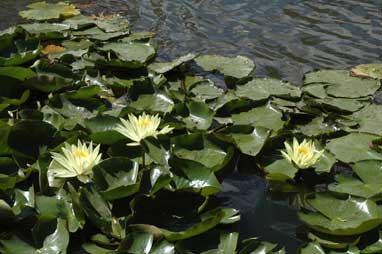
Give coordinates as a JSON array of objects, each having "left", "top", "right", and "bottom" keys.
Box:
[{"left": 1, "top": 1, "right": 382, "bottom": 253}]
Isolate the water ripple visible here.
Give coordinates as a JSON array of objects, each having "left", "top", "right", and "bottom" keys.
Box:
[{"left": 1, "top": 0, "right": 381, "bottom": 84}]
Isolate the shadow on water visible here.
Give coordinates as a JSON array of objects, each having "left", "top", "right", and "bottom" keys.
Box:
[
  {"left": 217, "top": 172, "right": 303, "bottom": 253},
  {"left": 1, "top": 0, "right": 381, "bottom": 84}
]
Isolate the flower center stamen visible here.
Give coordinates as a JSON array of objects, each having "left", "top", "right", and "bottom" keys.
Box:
[
  {"left": 298, "top": 147, "right": 310, "bottom": 155},
  {"left": 141, "top": 119, "right": 151, "bottom": 127},
  {"left": 74, "top": 150, "right": 89, "bottom": 158}
]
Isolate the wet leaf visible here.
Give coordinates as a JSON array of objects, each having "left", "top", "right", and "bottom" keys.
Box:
[
  {"left": 299, "top": 193, "right": 382, "bottom": 235},
  {"left": 231, "top": 104, "right": 284, "bottom": 132},
  {"left": 149, "top": 53, "right": 196, "bottom": 74},
  {"left": 329, "top": 160, "right": 382, "bottom": 200},
  {"left": 352, "top": 104, "right": 382, "bottom": 136},
  {"left": 19, "top": 1, "right": 80, "bottom": 21},
  {"left": 326, "top": 133, "right": 382, "bottom": 163},
  {"left": 93, "top": 157, "right": 140, "bottom": 201},
  {"left": 351, "top": 64, "right": 382, "bottom": 80},
  {"left": 195, "top": 55, "right": 255, "bottom": 80},
  {"left": 304, "top": 70, "right": 380, "bottom": 98}
]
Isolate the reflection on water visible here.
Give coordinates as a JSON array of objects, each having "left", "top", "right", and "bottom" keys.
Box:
[
  {"left": 217, "top": 173, "right": 302, "bottom": 253},
  {"left": 1, "top": 0, "right": 381, "bottom": 83}
]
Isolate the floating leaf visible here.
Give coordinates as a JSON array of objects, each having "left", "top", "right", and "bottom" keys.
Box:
[
  {"left": 352, "top": 104, "right": 382, "bottom": 136},
  {"left": 326, "top": 133, "right": 382, "bottom": 163},
  {"left": 236, "top": 78, "right": 301, "bottom": 102},
  {"left": 299, "top": 193, "right": 382, "bottom": 235},
  {"left": 149, "top": 53, "right": 196, "bottom": 74},
  {"left": 100, "top": 42, "right": 156, "bottom": 67},
  {"left": 351, "top": 64, "right": 382, "bottom": 80},
  {"left": 195, "top": 55, "right": 255, "bottom": 80},
  {"left": 304, "top": 70, "right": 380, "bottom": 98},
  {"left": 19, "top": 1, "right": 80, "bottom": 21},
  {"left": 329, "top": 160, "right": 382, "bottom": 200},
  {"left": 93, "top": 157, "right": 140, "bottom": 201},
  {"left": 265, "top": 159, "right": 298, "bottom": 181},
  {"left": 232, "top": 104, "right": 284, "bottom": 132}
]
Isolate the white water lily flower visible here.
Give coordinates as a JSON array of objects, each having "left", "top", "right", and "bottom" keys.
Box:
[
  {"left": 48, "top": 140, "right": 102, "bottom": 179},
  {"left": 115, "top": 112, "right": 174, "bottom": 146},
  {"left": 281, "top": 138, "right": 324, "bottom": 169}
]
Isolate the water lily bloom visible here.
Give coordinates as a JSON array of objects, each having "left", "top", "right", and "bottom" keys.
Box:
[
  {"left": 48, "top": 140, "right": 102, "bottom": 179},
  {"left": 115, "top": 113, "right": 174, "bottom": 146},
  {"left": 281, "top": 138, "right": 324, "bottom": 169}
]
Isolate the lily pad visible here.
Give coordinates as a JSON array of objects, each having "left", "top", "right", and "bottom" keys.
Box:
[
  {"left": 171, "top": 133, "right": 234, "bottom": 172},
  {"left": 352, "top": 104, "right": 382, "bottom": 136},
  {"left": 304, "top": 70, "right": 380, "bottom": 98},
  {"left": 231, "top": 104, "right": 284, "bottom": 132},
  {"left": 195, "top": 55, "right": 255, "bottom": 80},
  {"left": 19, "top": 1, "right": 80, "bottom": 21},
  {"left": 329, "top": 160, "right": 382, "bottom": 200},
  {"left": 351, "top": 64, "right": 382, "bottom": 80},
  {"left": 236, "top": 78, "right": 301, "bottom": 102},
  {"left": 93, "top": 157, "right": 140, "bottom": 201},
  {"left": 183, "top": 100, "right": 215, "bottom": 130},
  {"left": 100, "top": 42, "right": 156, "bottom": 67},
  {"left": 149, "top": 53, "right": 196, "bottom": 74},
  {"left": 265, "top": 159, "right": 298, "bottom": 181},
  {"left": 326, "top": 133, "right": 382, "bottom": 163},
  {"left": 299, "top": 193, "right": 382, "bottom": 235},
  {"left": 129, "top": 93, "right": 174, "bottom": 113},
  {"left": 215, "top": 126, "right": 270, "bottom": 157}
]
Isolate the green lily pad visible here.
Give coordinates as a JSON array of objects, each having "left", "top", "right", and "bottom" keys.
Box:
[
  {"left": 304, "top": 70, "right": 380, "bottom": 98},
  {"left": 171, "top": 133, "right": 234, "bottom": 172},
  {"left": 236, "top": 78, "right": 301, "bottom": 102},
  {"left": 84, "top": 115, "right": 125, "bottom": 145},
  {"left": 300, "top": 242, "right": 326, "bottom": 254},
  {"left": 19, "top": 1, "right": 80, "bottom": 21},
  {"left": 0, "top": 37, "right": 40, "bottom": 66},
  {"left": 129, "top": 93, "right": 174, "bottom": 113},
  {"left": 0, "top": 67, "right": 36, "bottom": 81},
  {"left": 195, "top": 55, "right": 255, "bottom": 80},
  {"left": 215, "top": 126, "right": 270, "bottom": 157},
  {"left": 170, "top": 157, "right": 221, "bottom": 196},
  {"left": 149, "top": 53, "right": 196, "bottom": 74},
  {"left": 93, "top": 157, "right": 140, "bottom": 201},
  {"left": 299, "top": 193, "right": 382, "bottom": 235},
  {"left": 20, "top": 23, "right": 70, "bottom": 39},
  {"left": 303, "top": 97, "right": 365, "bottom": 113},
  {"left": 190, "top": 80, "right": 224, "bottom": 101},
  {"left": 299, "top": 116, "right": 339, "bottom": 137},
  {"left": 231, "top": 104, "right": 284, "bottom": 132},
  {"left": 183, "top": 100, "right": 215, "bottom": 130},
  {"left": 326, "top": 133, "right": 382, "bottom": 163},
  {"left": 329, "top": 160, "right": 382, "bottom": 200},
  {"left": 303, "top": 83, "right": 328, "bottom": 99},
  {"left": 352, "top": 104, "right": 382, "bottom": 135},
  {"left": 73, "top": 27, "right": 128, "bottom": 41},
  {"left": 264, "top": 159, "right": 298, "bottom": 181},
  {"left": 100, "top": 42, "right": 156, "bottom": 67},
  {"left": 0, "top": 219, "right": 69, "bottom": 254}
]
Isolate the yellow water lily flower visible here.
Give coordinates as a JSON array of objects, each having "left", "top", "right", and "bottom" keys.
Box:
[
  {"left": 115, "top": 113, "right": 174, "bottom": 146},
  {"left": 281, "top": 138, "right": 324, "bottom": 169},
  {"left": 48, "top": 140, "right": 102, "bottom": 179}
]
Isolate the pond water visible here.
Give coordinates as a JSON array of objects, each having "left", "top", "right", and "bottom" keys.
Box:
[
  {"left": 1, "top": 0, "right": 381, "bottom": 84},
  {"left": 0, "top": 1, "right": 381, "bottom": 252}
]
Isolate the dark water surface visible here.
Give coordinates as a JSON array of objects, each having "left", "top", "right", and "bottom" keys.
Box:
[{"left": 0, "top": 0, "right": 381, "bottom": 83}]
